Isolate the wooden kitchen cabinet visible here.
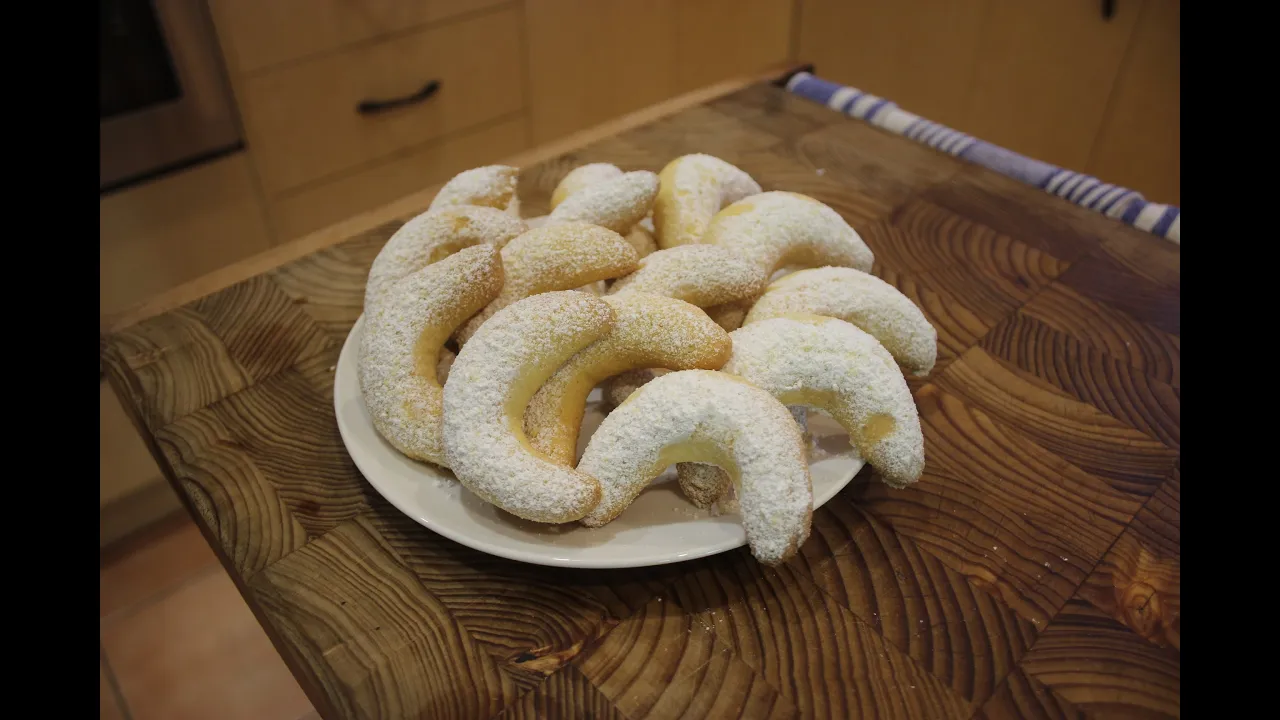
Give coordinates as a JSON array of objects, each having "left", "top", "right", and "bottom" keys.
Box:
[
  {"left": 1085, "top": 0, "right": 1180, "bottom": 205},
  {"left": 526, "top": 0, "right": 795, "bottom": 144},
  {"left": 961, "top": 0, "right": 1145, "bottom": 173},
  {"left": 211, "top": 0, "right": 510, "bottom": 75},
  {"left": 798, "top": 0, "right": 988, "bottom": 129},
  {"left": 797, "top": 0, "right": 1179, "bottom": 204}
]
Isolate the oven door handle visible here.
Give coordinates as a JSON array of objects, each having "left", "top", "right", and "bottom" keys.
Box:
[{"left": 356, "top": 80, "right": 441, "bottom": 115}]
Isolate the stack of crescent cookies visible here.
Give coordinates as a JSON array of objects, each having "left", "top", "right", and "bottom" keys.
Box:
[{"left": 357, "top": 154, "right": 938, "bottom": 566}]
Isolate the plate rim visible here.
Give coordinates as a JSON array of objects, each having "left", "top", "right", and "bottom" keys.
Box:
[{"left": 334, "top": 313, "right": 863, "bottom": 568}]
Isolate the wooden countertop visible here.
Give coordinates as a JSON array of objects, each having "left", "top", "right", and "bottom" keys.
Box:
[{"left": 100, "top": 76, "right": 1180, "bottom": 719}]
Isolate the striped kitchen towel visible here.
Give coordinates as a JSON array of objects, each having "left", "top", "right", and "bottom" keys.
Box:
[{"left": 784, "top": 72, "right": 1180, "bottom": 245}]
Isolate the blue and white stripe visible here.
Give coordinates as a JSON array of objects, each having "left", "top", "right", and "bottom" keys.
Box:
[{"left": 784, "top": 72, "right": 1178, "bottom": 244}]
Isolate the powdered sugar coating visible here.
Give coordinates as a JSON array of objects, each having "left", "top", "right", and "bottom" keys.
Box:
[
  {"left": 443, "top": 292, "right": 615, "bottom": 522},
  {"left": 365, "top": 206, "right": 525, "bottom": 311},
  {"left": 724, "top": 315, "right": 925, "bottom": 487},
  {"left": 747, "top": 266, "right": 938, "bottom": 376},
  {"left": 429, "top": 165, "right": 520, "bottom": 213},
  {"left": 607, "top": 245, "right": 767, "bottom": 308},
  {"left": 653, "top": 154, "right": 762, "bottom": 249},
  {"left": 454, "top": 222, "right": 639, "bottom": 344},
  {"left": 578, "top": 370, "right": 812, "bottom": 564},
  {"left": 704, "top": 191, "right": 875, "bottom": 277},
  {"left": 524, "top": 293, "right": 731, "bottom": 466},
  {"left": 678, "top": 405, "right": 810, "bottom": 508},
  {"left": 550, "top": 163, "right": 624, "bottom": 209},
  {"left": 359, "top": 245, "right": 504, "bottom": 466},
  {"left": 548, "top": 171, "right": 660, "bottom": 234}
]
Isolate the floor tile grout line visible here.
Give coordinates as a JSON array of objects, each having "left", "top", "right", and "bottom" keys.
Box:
[
  {"left": 100, "top": 561, "right": 226, "bottom": 630},
  {"left": 100, "top": 643, "right": 135, "bottom": 720}
]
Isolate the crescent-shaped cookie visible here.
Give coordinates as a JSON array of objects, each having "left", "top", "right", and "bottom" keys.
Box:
[
  {"left": 578, "top": 370, "right": 812, "bottom": 564},
  {"left": 523, "top": 293, "right": 732, "bottom": 466},
  {"left": 442, "top": 292, "right": 615, "bottom": 522},
  {"left": 653, "top": 154, "right": 762, "bottom": 249},
  {"left": 746, "top": 266, "right": 938, "bottom": 376},
  {"left": 703, "top": 191, "right": 875, "bottom": 277},
  {"left": 678, "top": 405, "right": 810, "bottom": 508},
  {"left": 547, "top": 170, "right": 660, "bottom": 234},
  {"left": 722, "top": 315, "right": 925, "bottom": 487},
  {"left": 428, "top": 165, "right": 520, "bottom": 214},
  {"left": 359, "top": 245, "right": 504, "bottom": 466},
  {"left": 454, "top": 222, "right": 639, "bottom": 344},
  {"left": 364, "top": 206, "right": 525, "bottom": 312},
  {"left": 607, "top": 245, "right": 768, "bottom": 309},
  {"left": 550, "top": 163, "right": 623, "bottom": 209}
]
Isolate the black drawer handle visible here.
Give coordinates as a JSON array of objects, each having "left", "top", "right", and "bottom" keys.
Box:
[
  {"left": 1101, "top": 0, "right": 1116, "bottom": 20},
  {"left": 356, "top": 80, "right": 440, "bottom": 115}
]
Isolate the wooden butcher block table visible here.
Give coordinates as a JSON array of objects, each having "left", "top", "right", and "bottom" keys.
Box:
[{"left": 100, "top": 79, "right": 1180, "bottom": 720}]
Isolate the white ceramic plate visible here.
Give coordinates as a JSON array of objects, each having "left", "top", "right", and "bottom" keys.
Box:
[{"left": 334, "top": 315, "right": 866, "bottom": 568}]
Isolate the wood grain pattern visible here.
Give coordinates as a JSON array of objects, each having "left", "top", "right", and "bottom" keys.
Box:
[
  {"left": 103, "top": 308, "right": 252, "bottom": 432},
  {"left": 796, "top": 495, "right": 1037, "bottom": 705},
  {"left": 1019, "top": 599, "right": 1180, "bottom": 718},
  {"left": 576, "top": 592, "right": 799, "bottom": 719},
  {"left": 934, "top": 348, "right": 1177, "bottom": 497},
  {"left": 980, "top": 312, "right": 1180, "bottom": 449},
  {"left": 1021, "top": 284, "right": 1180, "bottom": 388},
  {"left": 364, "top": 502, "right": 672, "bottom": 688},
  {"left": 665, "top": 550, "right": 973, "bottom": 719},
  {"left": 494, "top": 664, "right": 625, "bottom": 720},
  {"left": 1075, "top": 469, "right": 1180, "bottom": 650},
  {"left": 973, "top": 668, "right": 1082, "bottom": 720},
  {"left": 855, "top": 385, "right": 1145, "bottom": 628},
  {"left": 153, "top": 407, "right": 309, "bottom": 579},
  {"left": 250, "top": 516, "right": 523, "bottom": 719},
  {"left": 100, "top": 79, "right": 1179, "bottom": 718}
]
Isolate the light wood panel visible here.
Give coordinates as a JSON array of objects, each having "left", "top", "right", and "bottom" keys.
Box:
[
  {"left": 797, "top": 0, "right": 990, "bottom": 128},
  {"left": 100, "top": 152, "right": 274, "bottom": 320},
  {"left": 525, "top": 0, "right": 679, "bottom": 144},
  {"left": 240, "top": 7, "right": 524, "bottom": 194},
  {"left": 211, "top": 0, "right": 511, "bottom": 75},
  {"left": 962, "top": 0, "right": 1143, "bottom": 172},
  {"left": 270, "top": 116, "right": 528, "bottom": 242},
  {"left": 1086, "top": 0, "right": 1181, "bottom": 205},
  {"left": 672, "top": 0, "right": 795, "bottom": 93},
  {"left": 526, "top": 0, "right": 793, "bottom": 144}
]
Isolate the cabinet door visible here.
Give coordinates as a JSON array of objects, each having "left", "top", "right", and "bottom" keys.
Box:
[
  {"left": 798, "top": 0, "right": 990, "bottom": 128},
  {"left": 526, "top": 0, "right": 680, "bottom": 145},
  {"left": 963, "top": 0, "right": 1143, "bottom": 172},
  {"left": 526, "top": 0, "right": 794, "bottom": 144},
  {"left": 1086, "top": 0, "right": 1179, "bottom": 205},
  {"left": 674, "top": 0, "right": 795, "bottom": 94}
]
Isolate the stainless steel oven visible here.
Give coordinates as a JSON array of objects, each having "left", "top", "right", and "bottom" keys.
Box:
[{"left": 100, "top": 0, "right": 242, "bottom": 192}]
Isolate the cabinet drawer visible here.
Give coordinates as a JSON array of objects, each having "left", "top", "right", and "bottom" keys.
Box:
[
  {"left": 270, "top": 115, "right": 528, "bottom": 242},
  {"left": 240, "top": 7, "right": 524, "bottom": 195},
  {"left": 212, "top": 0, "right": 511, "bottom": 74}
]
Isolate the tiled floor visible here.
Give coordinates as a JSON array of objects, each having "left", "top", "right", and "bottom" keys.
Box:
[{"left": 100, "top": 512, "right": 319, "bottom": 720}]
